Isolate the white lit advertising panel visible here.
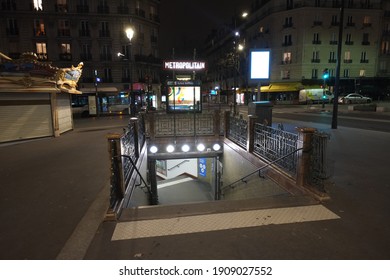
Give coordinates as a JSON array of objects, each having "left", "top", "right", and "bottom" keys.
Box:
[{"left": 250, "top": 49, "right": 271, "bottom": 80}]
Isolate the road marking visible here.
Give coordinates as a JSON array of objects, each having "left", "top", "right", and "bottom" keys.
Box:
[
  {"left": 111, "top": 204, "right": 340, "bottom": 241},
  {"left": 157, "top": 177, "right": 193, "bottom": 189}
]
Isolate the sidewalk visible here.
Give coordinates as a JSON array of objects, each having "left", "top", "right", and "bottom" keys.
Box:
[{"left": 1, "top": 108, "right": 389, "bottom": 260}]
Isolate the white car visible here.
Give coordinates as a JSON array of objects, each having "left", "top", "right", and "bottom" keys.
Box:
[{"left": 338, "top": 93, "right": 372, "bottom": 104}]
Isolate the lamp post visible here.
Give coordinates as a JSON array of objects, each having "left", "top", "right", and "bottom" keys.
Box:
[{"left": 125, "top": 27, "right": 135, "bottom": 116}]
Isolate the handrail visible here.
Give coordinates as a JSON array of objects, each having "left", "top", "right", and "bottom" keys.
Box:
[
  {"left": 222, "top": 147, "right": 303, "bottom": 191},
  {"left": 168, "top": 160, "right": 190, "bottom": 171},
  {"left": 118, "top": 155, "right": 152, "bottom": 196}
]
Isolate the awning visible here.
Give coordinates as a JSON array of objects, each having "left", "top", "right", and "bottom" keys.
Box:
[
  {"left": 81, "top": 87, "right": 118, "bottom": 94},
  {"left": 260, "top": 82, "right": 303, "bottom": 93}
]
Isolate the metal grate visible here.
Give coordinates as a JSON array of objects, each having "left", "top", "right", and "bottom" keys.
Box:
[{"left": 227, "top": 114, "right": 248, "bottom": 149}]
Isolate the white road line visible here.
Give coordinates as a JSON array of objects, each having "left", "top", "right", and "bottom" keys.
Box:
[
  {"left": 157, "top": 177, "right": 193, "bottom": 189},
  {"left": 111, "top": 204, "right": 340, "bottom": 241}
]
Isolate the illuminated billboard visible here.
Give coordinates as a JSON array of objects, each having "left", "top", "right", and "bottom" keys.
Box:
[
  {"left": 249, "top": 49, "right": 271, "bottom": 80},
  {"left": 167, "top": 81, "right": 201, "bottom": 112}
]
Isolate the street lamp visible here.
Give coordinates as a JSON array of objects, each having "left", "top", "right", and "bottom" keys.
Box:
[{"left": 125, "top": 27, "right": 135, "bottom": 116}]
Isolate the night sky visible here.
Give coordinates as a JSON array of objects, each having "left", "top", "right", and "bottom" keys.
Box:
[{"left": 159, "top": 0, "right": 253, "bottom": 59}]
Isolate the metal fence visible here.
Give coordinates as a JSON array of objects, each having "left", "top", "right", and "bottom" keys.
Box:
[
  {"left": 108, "top": 116, "right": 149, "bottom": 213},
  {"left": 253, "top": 123, "right": 299, "bottom": 176},
  {"left": 227, "top": 114, "right": 248, "bottom": 149}
]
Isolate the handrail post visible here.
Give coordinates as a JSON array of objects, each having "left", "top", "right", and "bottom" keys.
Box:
[
  {"left": 106, "top": 133, "right": 124, "bottom": 220},
  {"left": 129, "top": 117, "right": 139, "bottom": 158},
  {"left": 296, "top": 127, "right": 316, "bottom": 187},
  {"left": 247, "top": 115, "right": 257, "bottom": 153}
]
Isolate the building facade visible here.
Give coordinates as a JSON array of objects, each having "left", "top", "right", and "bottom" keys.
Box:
[
  {"left": 0, "top": 0, "right": 161, "bottom": 114},
  {"left": 202, "top": 0, "right": 390, "bottom": 103}
]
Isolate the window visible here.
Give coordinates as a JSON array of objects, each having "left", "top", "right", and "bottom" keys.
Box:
[
  {"left": 35, "top": 42, "right": 47, "bottom": 60},
  {"left": 329, "top": 51, "right": 336, "bottom": 63},
  {"left": 347, "top": 16, "right": 355, "bottom": 26},
  {"left": 362, "top": 33, "right": 369, "bottom": 45},
  {"left": 359, "top": 69, "right": 366, "bottom": 77},
  {"left": 80, "top": 20, "right": 90, "bottom": 36},
  {"left": 363, "top": 16, "right": 371, "bottom": 27},
  {"left": 314, "top": 14, "right": 322, "bottom": 25},
  {"left": 283, "top": 35, "right": 292, "bottom": 46},
  {"left": 312, "top": 50, "right": 320, "bottom": 63},
  {"left": 58, "top": 19, "right": 70, "bottom": 36},
  {"left": 345, "top": 33, "right": 353, "bottom": 45},
  {"left": 283, "top": 52, "right": 291, "bottom": 64},
  {"left": 344, "top": 51, "right": 352, "bottom": 63},
  {"left": 99, "top": 21, "right": 110, "bottom": 37},
  {"left": 81, "top": 44, "right": 91, "bottom": 60},
  {"left": 330, "top": 32, "right": 338, "bottom": 44},
  {"left": 56, "top": 0, "right": 67, "bottom": 12},
  {"left": 59, "top": 43, "right": 71, "bottom": 60},
  {"left": 361, "top": 51, "right": 368, "bottom": 63},
  {"left": 104, "top": 68, "right": 112, "bottom": 83},
  {"left": 381, "top": 41, "right": 390, "bottom": 55},
  {"left": 343, "top": 69, "right": 350, "bottom": 78},
  {"left": 6, "top": 18, "right": 18, "bottom": 36},
  {"left": 315, "top": 0, "right": 321, "bottom": 7},
  {"left": 313, "top": 33, "right": 321, "bottom": 44},
  {"left": 347, "top": 0, "right": 354, "bottom": 8},
  {"left": 101, "top": 44, "right": 112, "bottom": 61},
  {"left": 379, "top": 61, "right": 386, "bottom": 72},
  {"left": 311, "top": 69, "right": 318, "bottom": 79},
  {"left": 281, "top": 70, "right": 290, "bottom": 79},
  {"left": 2, "top": 0, "right": 16, "bottom": 10},
  {"left": 33, "top": 0, "right": 43, "bottom": 11},
  {"left": 287, "top": 0, "right": 293, "bottom": 10},
  {"left": 33, "top": 19, "right": 45, "bottom": 36},
  {"left": 331, "top": 15, "right": 339, "bottom": 25},
  {"left": 77, "top": 0, "right": 89, "bottom": 13},
  {"left": 284, "top": 17, "right": 292, "bottom": 28}
]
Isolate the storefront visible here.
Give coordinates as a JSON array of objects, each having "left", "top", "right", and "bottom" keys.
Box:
[{"left": 0, "top": 52, "right": 82, "bottom": 143}]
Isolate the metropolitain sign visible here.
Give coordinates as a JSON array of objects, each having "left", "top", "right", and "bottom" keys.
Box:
[{"left": 163, "top": 61, "right": 206, "bottom": 71}]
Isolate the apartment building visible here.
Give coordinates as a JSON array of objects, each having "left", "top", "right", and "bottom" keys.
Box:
[
  {"left": 203, "top": 0, "right": 390, "bottom": 103},
  {"left": 0, "top": 0, "right": 161, "bottom": 113}
]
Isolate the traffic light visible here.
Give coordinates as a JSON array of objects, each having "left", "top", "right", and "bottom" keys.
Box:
[{"left": 323, "top": 68, "right": 329, "bottom": 79}]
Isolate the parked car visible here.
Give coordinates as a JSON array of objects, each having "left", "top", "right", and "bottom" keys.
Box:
[{"left": 338, "top": 93, "right": 372, "bottom": 104}]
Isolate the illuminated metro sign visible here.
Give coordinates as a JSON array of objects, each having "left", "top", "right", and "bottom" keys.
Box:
[{"left": 163, "top": 61, "right": 206, "bottom": 71}]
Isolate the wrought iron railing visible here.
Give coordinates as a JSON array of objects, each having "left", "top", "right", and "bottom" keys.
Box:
[
  {"left": 227, "top": 114, "right": 248, "bottom": 149},
  {"left": 253, "top": 123, "right": 299, "bottom": 175}
]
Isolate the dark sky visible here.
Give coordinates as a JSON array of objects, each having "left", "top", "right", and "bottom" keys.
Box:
[{"left": 159, "top": 0, "right": 253, "bottom": 59}]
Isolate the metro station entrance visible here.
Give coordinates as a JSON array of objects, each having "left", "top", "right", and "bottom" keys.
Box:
[{"left": 147, "top": 140, "right": 223, "bottom": 205}]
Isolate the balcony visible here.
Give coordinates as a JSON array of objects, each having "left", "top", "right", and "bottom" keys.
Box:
[
  {"left": 59, "top": 53, "right": 72, "bottom": 61},
  {"left": 362, "top": 41, "right": 370, "bottom": 46},
  {"left": 311, "top": 59, "right": 320, "bottom": 63},
  {"left": 79, "top": 29, "right": 90, "bottom": 37},
  {"left": 312, "top": 40, "right": 321, "bottom": 45},
  {"left": 99, "top": 30, "right": 111, "bottom": 38},
  {"left": 80, "top": 53, "right": 92, "bottom": 61},
  {"left": 100, "top": 54, "right": 112, "bottom": 61},
  {"left": 58, "top": 29, "right": 71, "bottom": 37},
  {"left": 345, "top": 41, "right": 354, "bottom": 45},
  {"left": 313, "top": 21, "right": 322, "bottom": 26},
  {"left": 344, "top": 59, "right": 352, "bottom": 63},
  {"left": 6, "top": 28, "right": 19, "bottom": 36},
  {"left": 330, "top": 40, "right": 338, "bottom": 45},
  {"left": 328, "top": 59, "right": 337, "bottom": 63},
  {"left": 360, "top": 59, "right": 369, "bottom": 63}
]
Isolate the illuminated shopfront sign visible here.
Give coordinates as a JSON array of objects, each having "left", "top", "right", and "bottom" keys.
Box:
[{"left": 164, "top": 61, "right": 206, "bottom": 71}]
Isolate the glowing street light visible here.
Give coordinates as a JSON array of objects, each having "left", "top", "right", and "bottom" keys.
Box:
[{"left": 125, "top": 27, "right": 135, "bottom": 116}]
